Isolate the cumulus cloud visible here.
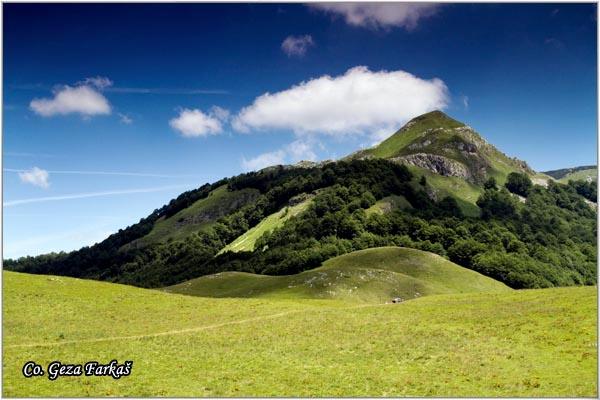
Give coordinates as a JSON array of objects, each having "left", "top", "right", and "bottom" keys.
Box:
[
  {"left": 118, "top": 113, "right": 133, "bottom": 124},
  {"left": 241, "top": 139, "right": 318, "bottom": 172},
  {"left": 18, "top": 167, "right": 50, "bottom": 188},
  {"left": 286, "top": 139, "right": 318, "bottom": 162},
  {"left": 242, "top": 150, "right": 286, "bottom": 171},
  {"left": 233, "top": 66, "right": 448, "bottom": 137},
  {"left": 82, "top": 76, "right": 113, "bottom": 89},
  {"left": 310, "top": 3, "right": 439, "bottom": 30},
  {"left": 209, "top": 105, "right": 231, "bottom": 121},
  {"left": 169, "top": 108, "right": 227, "bottom": 137},
  {"left": 30, "top": 84, "right": 111, "bottom": 117},
  {"left": 281, "top": 35, "right": 315, "bottom": 57}
]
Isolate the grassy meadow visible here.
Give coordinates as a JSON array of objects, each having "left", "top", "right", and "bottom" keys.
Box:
[{"left": 2, "top": 267, "right": 597, "bottom": 397}]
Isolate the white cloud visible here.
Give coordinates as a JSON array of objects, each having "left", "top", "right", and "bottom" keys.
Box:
[
  {"left": 233, "top": 66, "right": 448, "bottom": 137},
  {"left": 311, "top": 3, "right": 439, "bottom": 30},
  {"left": 169, "top": 108, "right": 224, "bottom": 137},
  {"left": 5, "top": 168, "right": 197, "bottom": 178},
  {"left": 369, "top": 125, "right": 398, "bottom": 145},
  {"left": 30, "top": 85, "right": 111, "bottom": 117},
  {"left": 461, "top": 95, "right": 469, "bottom": 110},
  {"left": 281, "top": 35, "right": 315, "bottom": 57},
  {"left": 82, "top": 76, "right": 113, "bottom": 89},
  {"left": 18, "top": 167, "right": 50, "bottom": 189},
  {"left": 3, "top": 185, "right": 188, "bottom": 207},
  {"left": 241, "top": 139, "right": 318, "bottom": 171},
  {"left": 241, "top": 150, "right": 286, "bottom": 171},
  {"left": 118, "top": 113, "right": 133, "bottom": 124},
  {"left": 210, "top": 105, "right": 231, "bottom": 121},
  {"left": 286, "top": 139, "right": 317, "bottom": 162}
]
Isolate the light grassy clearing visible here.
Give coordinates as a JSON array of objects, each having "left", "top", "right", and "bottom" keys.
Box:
[
  {"left": 3, "top": 270, "right": 596, "bottom": 397},
  {"left": 219, "top": 197, "right": 313, "bottom": 254},
  {"left": 125, "top": 185, "right": 260, "bottom": 248},
  {"left": 365, "top": 195, "right": 412, "bottom": 216},
  {"left": 166, "top": 247, "right": 510, "bottom": 302}
]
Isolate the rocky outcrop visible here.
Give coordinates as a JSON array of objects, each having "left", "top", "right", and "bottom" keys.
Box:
[{"left": 391, "top": 153, "right": 471, "bottom": 180}]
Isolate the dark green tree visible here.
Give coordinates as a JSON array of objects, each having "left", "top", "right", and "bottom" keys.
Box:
[
  {"left": 483, "top": 177, "right": 498, "bottom": 190},
  {"left": 505, "top": 172, "right": 532, "bottom": 197},
  {"left": 476, "top": 188, "right": 517, "bottom": 219}
]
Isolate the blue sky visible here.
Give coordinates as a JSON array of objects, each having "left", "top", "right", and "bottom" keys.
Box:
[{"left": 3, "top": 3, "right": 597, "bottom": 258}]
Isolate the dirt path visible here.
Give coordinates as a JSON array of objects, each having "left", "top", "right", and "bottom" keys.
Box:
[{"left": 5, "top": 303, "right": 384, "bottom": 349}]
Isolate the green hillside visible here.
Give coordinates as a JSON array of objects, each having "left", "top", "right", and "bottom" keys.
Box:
[
  {"left": 543, "top": 165, "right": 597, "bottom": 182},
  {"left": 559, "top": 168, "right": 597, "bottom": 183},
  {"left": 347, "top": 110, "right": 536, "bottom": 208},
  {"left": 367, "top": 110, "right": 466, "bottom": 159},
  {"left": 166, "top": 247, "right": 510, "bottom": 302},
  {"left": 407, "top": 165, "right": 483, "bottom": 216},
  {"left": 125, "top": 185, "right": 260, "bottom": 248},
  {"left": 3, "top": 270, "right": 596, "bottom": 397},
  {"left": 353, "top": 111, "right": 533, "bottom": 184},
  {"left": 219, "top": 196, "right": 313, "bottom": 254}
]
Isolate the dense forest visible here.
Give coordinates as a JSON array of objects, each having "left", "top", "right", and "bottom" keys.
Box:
[{"left": 4, "top": 159, "right": 597, "bottom": 290}]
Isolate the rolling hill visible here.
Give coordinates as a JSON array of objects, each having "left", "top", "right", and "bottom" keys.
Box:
[
  {"left": 165, "top": 247, "right": 510, "bottom": 302},
  {"left": 543, "top": 165, "right": 597, "bottom": 183},
  {"left": 3, "top": 270, "right": 596, "bottom": 397}
]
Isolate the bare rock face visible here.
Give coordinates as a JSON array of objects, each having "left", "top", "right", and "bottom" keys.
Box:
[{"left": 391, "top": 153, "right": 471, "bottom": 180}]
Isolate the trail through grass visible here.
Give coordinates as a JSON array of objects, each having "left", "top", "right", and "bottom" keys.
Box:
[{"left": 3, "top": 270, "right": 596, "bottom": 397}]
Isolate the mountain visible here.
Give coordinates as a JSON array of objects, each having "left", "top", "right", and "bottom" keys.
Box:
[
  {"left": 543, "top": 165, "right": 597, "bottom": 183},
  {"left": 4, "top": 111, "right": 597, "bottom": 293},
  {"left": 346, "top": 110, "right": 551, "bottom": 215},
  {"left": 348, "top": 110, "right": 534, "bottom": 184}
]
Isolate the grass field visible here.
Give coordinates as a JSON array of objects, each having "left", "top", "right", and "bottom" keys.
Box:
[
  {"left": 167, "top": 247, "right": 510, "bottom": 302},
  {"left": 218, "top": 197, "right": 313, "bottom": 254},
  {"left": 3, "top": 270, "right": 596, "bottom": 397}
]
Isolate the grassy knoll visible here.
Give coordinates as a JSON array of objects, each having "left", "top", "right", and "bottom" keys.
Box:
[
  {"left": 126, "top": 185, "right": 260, "bottom": 248},
  {"left": 219, "top": 197, "right": 313, "bottom": 254},
  {"left": 167, "top": 247, "right": 510, "bottom": 302},
  {"left": 3, "top": 270, "right": 596, "bottom": 397}
]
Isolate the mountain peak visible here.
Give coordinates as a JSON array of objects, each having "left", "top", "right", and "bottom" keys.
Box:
[
  {"left": 401, "top": 110, "right": 465, "bottom": 132},
  {"left": 347, "top": 110, "right": 533, "bottom": 185}
]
